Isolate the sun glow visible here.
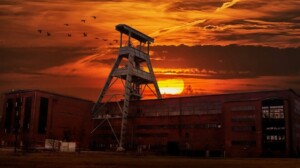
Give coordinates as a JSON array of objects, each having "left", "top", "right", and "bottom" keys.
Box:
[{"left": 158, "top": 79, "right": 184, "bottom": 95}]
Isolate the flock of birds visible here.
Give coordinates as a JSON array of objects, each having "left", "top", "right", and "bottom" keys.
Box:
[{"left": 37, "top": 15, "right": 118, "bottom": 45}]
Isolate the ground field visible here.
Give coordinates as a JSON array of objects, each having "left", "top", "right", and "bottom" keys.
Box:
[{"left": 0, "top": 151, "right": 299, "bottom": 168}]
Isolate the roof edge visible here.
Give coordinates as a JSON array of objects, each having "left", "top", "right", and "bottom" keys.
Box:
[{"left": 3, "top": 89, "right": 94, "bottom": 103}]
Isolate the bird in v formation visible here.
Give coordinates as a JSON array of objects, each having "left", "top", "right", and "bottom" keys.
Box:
[{"left": 36, "top": 16, "right": 122, "bottom": 46}]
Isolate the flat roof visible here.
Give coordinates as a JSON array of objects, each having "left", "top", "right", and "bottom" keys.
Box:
[
  {"left": 129, "top": 89, "right": 299, "bottom": 103},
  {"left": 3, "top": 89, "right": 94, "bottom": 103},
  {"left": 116, "top": 24, "right": 154, "bottom": 43}
]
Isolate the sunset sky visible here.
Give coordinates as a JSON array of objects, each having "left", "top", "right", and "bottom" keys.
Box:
[{"left": 0, "top": 0, "right": 300, "bottom": 101}]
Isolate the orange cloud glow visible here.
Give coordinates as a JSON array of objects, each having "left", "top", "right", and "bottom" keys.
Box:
[{"left": 1, "top": 0, "right": 300, "bottom": 101}]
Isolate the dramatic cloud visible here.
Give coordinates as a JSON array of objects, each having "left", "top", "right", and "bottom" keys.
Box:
[
  {"left": 0, "top": 46, "right": 95, "bottom": 74},
  {"left": 0, "top": 0, "right": 300, "bottom": 100},
  {"left": 151, "top": 45, "right": 300, "bottom": 79}
]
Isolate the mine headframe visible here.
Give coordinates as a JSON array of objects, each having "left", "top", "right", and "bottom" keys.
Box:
[{"left": 92, "top": 24, "right": 161, "bottom": 151}]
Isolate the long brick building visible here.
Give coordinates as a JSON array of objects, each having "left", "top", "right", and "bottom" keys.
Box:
[
  {"left": 92, "top": 89, "right": 300, "bottom": 157},
  {"left": 0, "top": 90, "right": 93, "bottom": 150},
  {"left": 1, "top": 89, "right": 300, "bottom": 157}
]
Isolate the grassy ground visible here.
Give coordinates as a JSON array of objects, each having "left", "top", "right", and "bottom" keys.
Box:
[{"left": 0, "top": 151, "right": 299, "bottom": 168}]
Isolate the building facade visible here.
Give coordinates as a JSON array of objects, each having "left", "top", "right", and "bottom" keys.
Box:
[
  {"left": 0, "top": 90, "right": 93, "bottom": 150},
  {"left": 92, "top": 89, "right": 300, "bottom": 157},
  {"left": 1, "top": 89, "right": 300, "bottom": 157}
]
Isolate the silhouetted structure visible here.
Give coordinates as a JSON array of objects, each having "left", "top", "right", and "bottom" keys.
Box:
[
  {"left": 91, "top": 89, "right": 300, "bottom": 157},
  {"left": 1, "top": 89, "right": 300, "bottom": 157},
  {"left": 92, "top": 24, "right": 161, "bottom": 151},
  {"left": 0, "top": 90, "right": 93, "bottom": 151}
]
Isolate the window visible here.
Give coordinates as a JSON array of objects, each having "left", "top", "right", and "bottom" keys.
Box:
[
  {"left": 13, "top": 98, "right": 22, "bottom": 133},
  {"left": 262, "top": 105, "right": 284, "bottom": 119},
  {"left": 261, "top": 99, "right": 286, "bottom": 151},
  {"left": 23, "top": 97, "right": 32, "bottom": 132},
  {"left": 38, "top": 97, "right": 49, "bottom": 134},
  {"left": 4, "top": 99, "right": 14, "bottom": 133}
]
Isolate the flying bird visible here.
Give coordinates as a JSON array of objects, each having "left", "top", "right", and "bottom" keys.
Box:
[
  {"left": 47, "top": 32, "right": 51, "bottom": 36},
  {"left": 103, "top": 39, "right": 108, "bottom": 41},
  {"left": 109, "top": 43, "right": 113, "bottom": 45},
  {"left": 64, "top": 23, "right": 69, "bottom": 26},
  {"left": 81, "top": 19, "right": 86, "bottom": 23},
  {"left": 83, "top": 32, "right": 87, "bottom": 37},
  {"left": 91, "top": 16, "right": 96, "bottom": 19},
  {"left": 95, "top": 37, "right": 99, "bottom": 40},
  {"left": 67, "top": 33, "right": 71, "bottom": 37},
  {"left": 37, "top": 29, "right": 42, "bottom": 33}
]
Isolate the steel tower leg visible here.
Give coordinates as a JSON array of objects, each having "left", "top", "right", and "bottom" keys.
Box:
[
  {"left": 117, "top": 54, "right": 134, "bottom": 151},
  {"left": 92, "top": 57, "right": 122, "bottom": 114},
  {"left": 146, "top": 58, "right": 162, "bottom": 99}
]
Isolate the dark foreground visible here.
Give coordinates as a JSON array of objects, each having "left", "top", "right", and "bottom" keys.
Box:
[{"left": 0, "top": 151, "right": 299, "bottom": 168}]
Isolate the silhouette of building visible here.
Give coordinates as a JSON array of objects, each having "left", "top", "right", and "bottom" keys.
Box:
[
  {"left": 92, "top": 89, "right": 300, "bottom": 157},
  {"left": 1, "top": 89, "right": 300, "bottom": 157},
  {"left": 0, "top": 90, "right": 93, "bottom": 150}
]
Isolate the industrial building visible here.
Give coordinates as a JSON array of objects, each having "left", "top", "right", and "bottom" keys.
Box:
[
  {"left": 0, "top": 90, "right": 93, "bottom": 150},
  {"left": 0, "top": 89, "right": 300, "bottom": 157},
  {"left": 92, "top": 89, "right": 300, "bottom": 157}
]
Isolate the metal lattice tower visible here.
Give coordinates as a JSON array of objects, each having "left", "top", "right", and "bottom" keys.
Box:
[{"left": 92, "top": 24, "right": 161, "bottom": 151}]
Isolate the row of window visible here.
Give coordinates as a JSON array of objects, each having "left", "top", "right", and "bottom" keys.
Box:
[
  {"left": 262, "top": 105, "right": 284, "bottom": 119},
  {"left": 138, "top": 102, "right": 222, "bottom": 110},
  {"left": 145, "top": 110, "right": 221, "bottom": 116},
  {"left": 4, "top": 97, "right": 47, "bottom": 134},
  {"left": 265, "top": 127, "right": 285, "bottom": 131},
  {"left": 97, "top": 110, "right": 222, "bottom": 117},
  {"left": 232, "top": 126, "right": 256, "bottom": 132},
  {"left": 262, "top": 105, "right": 284, "bottom": 109},
  {"left": 94, "top": 123, "right": 222, "bottom": 131},
  {"left": 136, "top": 123, "right": 222, "bottom": 129},
  {"left": 262, "top": 111, "right": 284, "bottom": 119},
  {"left": 136, "top": 133, "right": 168, "bottom": 138},
  {"left": 100, "top": 102, "right": 222, "bottom": 116},
  {"left": 265, "top": 135, "right": 285, "bottom": 141},
  {"left": 231, "top": 106, "right": 256, "bottom": 112},
  {"left": 231, "top": 115, "right": 255, "bottom": 122},
  {"left": 100, "top": 103, "right": 286, "bottom": 118},
  {"left": 231, "top": 140, "right": 256, "bottom": 146}
]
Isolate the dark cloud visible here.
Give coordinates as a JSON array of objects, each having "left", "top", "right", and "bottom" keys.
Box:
[
  {"left": 258, "top": 9, "right": 300, "bottom": 23},
  {"left": 0, "top": 46, "right": 95, "bottom": 74},
  {"left": 215, "top": 32, "right": 289, "bottom": 41},
  {"left": 89, "top": 58, "right": 116, "bottom": 66},
  {"left": 288, "top": 38, "right": 300, "bottom": 44},
  {"left": 289, "top": 24, "right": 300, "bottom": 29},
  {"left": 234, "top": 2, "right": 266, "bottom": 10},
  {"left": 0, "top": 0, "right": 20, "bottom": 5},
  {"left": 231, "top": 1, "right": 300, "bottom": 24},
  {"left": 151, "top": 45, "right": 300, "bottom": 79},
  {"left": 0, "top": 1, "right": 76, "bottom": 17},
  {"left": 0, "top": 10, "right": 34, "bottom": 17}
]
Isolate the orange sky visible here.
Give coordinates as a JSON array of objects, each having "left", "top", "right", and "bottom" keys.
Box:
[{"left": 0, "top": 0, "right": 300, "bottom": 101}]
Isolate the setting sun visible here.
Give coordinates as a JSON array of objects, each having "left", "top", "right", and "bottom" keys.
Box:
[{"left": 158, "top": 79, "right": 184, "bottom": 95}]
